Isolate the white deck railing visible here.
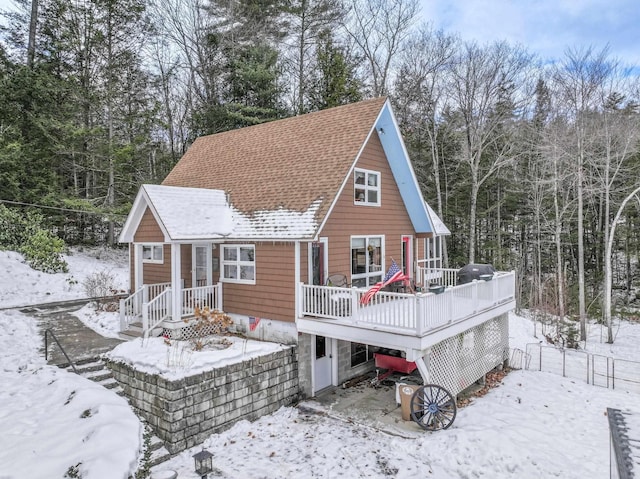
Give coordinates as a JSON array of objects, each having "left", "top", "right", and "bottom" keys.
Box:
[
  {"left": 119, "top": 282, "right": 172, "bottom": 331},
  {"left": 120, "top": 282, "right": 223, "bottom": 335},
  {"left": 299, "top": 271, "right": 516, "bottom": 337},
  {"left": 181, "top": 284, "right": 222, "bottom": 316},
  {"left": 119, "top": 285, "right": 144, "bottom": 330},
  {"left": 416, "top": 265, "right": 458, "bottom": 288},
  {"left": 142, "top": 287, "right": 172, "bottom": 338}
]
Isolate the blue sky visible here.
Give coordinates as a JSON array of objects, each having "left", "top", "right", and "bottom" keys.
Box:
[
  {"left": 421, "top": 0, "right": 640, "bottom": 67},
  {"left": 1, "top": 0, "right": 638, "bottom": 68}
]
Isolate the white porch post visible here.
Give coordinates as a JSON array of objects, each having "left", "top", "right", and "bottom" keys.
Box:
[
  {"left": 171, "top": 243, "right": 182, "bottom": 321},
  {"left": 134, "top": 243, "right": 143, "bottom": 290},
  {"left": 414, "top": 352, "right": 431, "bottom": 385},
  {"left": 294, "top": 241, "right": 301, "bottom": 318}
]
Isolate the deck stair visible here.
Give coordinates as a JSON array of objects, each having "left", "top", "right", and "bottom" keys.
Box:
[{"left": 60, "top": 356, "right": 171, "bottom": 467}]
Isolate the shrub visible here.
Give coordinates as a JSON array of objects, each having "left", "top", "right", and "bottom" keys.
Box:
[
  {"left": 0, "top": 205, "right": 69, "bottom": 273},
  {"left": 20, "top": 229, "right": 68, "bottom": 273},
  {"left": 82, "top": 270, "right": 118, "bottom": 311},
  {"left": 0, "top": 204, "right": 28, "bottom": 249}
]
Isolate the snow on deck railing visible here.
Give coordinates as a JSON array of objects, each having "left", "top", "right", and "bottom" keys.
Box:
[
  {"left": 299, "top": 271, "right": 516, "bottom": 336},
  {"left": 181, "top": 284, "right": 221, "bottom": 317}
]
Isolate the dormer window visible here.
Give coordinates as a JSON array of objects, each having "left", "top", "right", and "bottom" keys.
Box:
[{"left": 354, "top": 168, "right": 380, "bottom": 206}]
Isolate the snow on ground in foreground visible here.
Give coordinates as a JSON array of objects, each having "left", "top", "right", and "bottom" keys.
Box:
[
  {"left": 152, "top": 311, "right": 640, "bottom": 479},
  {"left": 1, "top": 250, "right": 640, "bottom": 478},
  {"left": 157, "top": 369, "right": 638, "bottom": 479},
  {"left": 0, "top": 309, "right": 142, "bottom": 479},
  {"left": 0, "top": 246, "right": 128, "bottom": 308}
]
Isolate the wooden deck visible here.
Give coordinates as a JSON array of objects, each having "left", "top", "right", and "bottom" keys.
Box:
[{"left": 296, "top": 271, "right": 516, "bottom": 360}]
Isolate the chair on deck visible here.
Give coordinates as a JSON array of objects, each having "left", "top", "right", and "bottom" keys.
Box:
[
  {"left": 324, "top": 273, "right": 351, "bottom": 316},
  {"left": 385, "top": 277, "right": 416, "bottom": 294},
  {"left": 325, "top": 273, "right": 349, "bottom": 287}
]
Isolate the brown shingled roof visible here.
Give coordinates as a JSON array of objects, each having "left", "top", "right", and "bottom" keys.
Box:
[{"left": 162, "top": 97, "right": 387, "bottom": 229}]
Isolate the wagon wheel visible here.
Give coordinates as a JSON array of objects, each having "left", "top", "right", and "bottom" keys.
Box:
[{"left": 410, "top": 384, "right": 457, "bottom": 431}]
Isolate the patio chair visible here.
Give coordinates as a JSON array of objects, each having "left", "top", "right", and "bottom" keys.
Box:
[
  {"left": 324, "top": 273, "right": 351, "bottom": 316},
  {"left": 325, "top": 273, "right": 349, "bottom": 287}
]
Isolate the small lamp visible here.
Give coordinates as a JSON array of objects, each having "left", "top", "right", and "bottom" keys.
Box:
[{"left": 193, "top": 448, "right": 214, "bottom": 479}]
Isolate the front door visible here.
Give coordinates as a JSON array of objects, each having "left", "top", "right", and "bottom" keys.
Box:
[
  {"left": 309, "top": 238, "right": 328, "bottom": 285},
  {"left": 314, "top": 335, "right": 333, "bottom": 392},
  {"left": 192, "top": 244, "right": 210, "bottom": 287}
]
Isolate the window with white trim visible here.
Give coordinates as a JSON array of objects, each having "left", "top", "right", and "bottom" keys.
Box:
[
  {"left": 221, "top": 245, "right": 255, "bottom": 284},
  {"left": 142, "top": 244, "right": 163, "bottom": 264},
  {"left": 354, "top": 168, "right": 380, "bottom": 205},
  {"left": 350, "top": 342, "right": 374, "bottom": 367},
  {"left": 351, "top": 236, "right": 383, "bottom": 287}
]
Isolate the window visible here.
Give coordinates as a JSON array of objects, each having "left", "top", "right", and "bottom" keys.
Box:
[
  {"left": 221, "top": 245, "right": 255, "bottom": 284},
  {"left": 351, "top": 236, "right": 383, "bottom": 288},
  {"left": 350, "top": 343, "right": 374, "bottom": 367},
  {"left": 354, "top": 168, "right": 380, "bottom": 206},
  {"left": 142, "top": 244, "right": 163, "bottom": 264}
]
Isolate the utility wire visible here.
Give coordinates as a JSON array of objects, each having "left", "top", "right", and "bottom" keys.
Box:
[{"left": 0, "top": 199, "right": 127, "bottom": 217}]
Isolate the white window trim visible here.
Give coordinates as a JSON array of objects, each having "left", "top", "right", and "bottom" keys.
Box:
[
  {"left": 354, "top": 168, "right": 381, "bottom": 206},
  {"left": 350, "top": 235, "right": 385, "bottom": 287},
  {"left": 141, "top": 243, "right": 164, "bottom": 264},
  {"left": 221, "top": 244, "right": 256, "bottom": 285}
]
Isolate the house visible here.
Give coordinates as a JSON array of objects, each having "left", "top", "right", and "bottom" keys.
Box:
[{"left": 119, "top": 97, "right": 516, "bottom": 398}]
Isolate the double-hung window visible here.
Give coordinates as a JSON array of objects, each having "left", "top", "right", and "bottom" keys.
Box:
[
  {"left": 141, "top": 244, "right": 163, "bottom": 264},
  {"left": 351, "top": 236, "right": 383, "bottom": 287},
  {"left": 354, "top": 168, "right": 380, "bottom": 206},
  {"left": 221, "top": 245, "right": 255, "bottom": 284}
]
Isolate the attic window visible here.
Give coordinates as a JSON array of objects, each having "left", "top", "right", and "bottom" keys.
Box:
[
  {"left": 354, "top": 168, "right": 380, "bottom": 206},
  {"left": 142, "top": 244, "right": 163, "bottom": 264},
  {"left": 221, "top": 245, "right": 255, "bottom": 285}
]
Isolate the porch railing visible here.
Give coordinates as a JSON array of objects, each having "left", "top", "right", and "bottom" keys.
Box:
[
  {"left": 119, "top": 282, "right": 173, "bottom": 331},
  {"left": 181, "top": 284, "right": 222, "bottom": 316},
  {"left": 142, "top": 287, "right": 172, "bottom": 338},
  {"left": 299, "top": 270, "right": 516, "bottom": 336},
  {"left": 416, "top": 265, "right": 458, "bottom": 288}
]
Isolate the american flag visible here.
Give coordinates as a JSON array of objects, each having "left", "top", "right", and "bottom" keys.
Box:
[
  {"left": 360, "top": 260, "right": 406, "bottom": 305},
  {"left": 249, "top": 316, "right": 261, "bottom": 331}
]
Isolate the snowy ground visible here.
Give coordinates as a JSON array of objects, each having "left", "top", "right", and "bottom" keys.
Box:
[{"left": 0, "top": 248, "right": 639, "bottom": 478}]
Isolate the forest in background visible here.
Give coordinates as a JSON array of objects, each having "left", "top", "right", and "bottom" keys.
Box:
[{"left": 1, "top": 0, "right": 639, "bottom": 337}]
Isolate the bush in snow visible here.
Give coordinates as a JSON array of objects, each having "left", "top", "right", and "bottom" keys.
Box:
[
  {"left": 0, "top": 204, "right": 69, "bottom": 273},
  {"left": 82, "top": 270, "right": 117, "bottom": 301},
  {"left": 20, "top": 229, "right": 68, "bottom": 273}
]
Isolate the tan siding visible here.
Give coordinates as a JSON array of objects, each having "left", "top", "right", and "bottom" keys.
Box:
[
  {"left": 134, "top": 208, "right": 164, "bottom": 242},
  {"left": 131, "top": 208, "right": 172, "bottom": 286},
  {"left": 319, "top": 133, "right": 416, "bottom": 283},
  {"left": 222, "top": 242, "right": 296, "bottom": 323}
]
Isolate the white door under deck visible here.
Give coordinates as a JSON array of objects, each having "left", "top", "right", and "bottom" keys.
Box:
[{"left": 313, "top": 335, "right": 334, "bottom": 393}]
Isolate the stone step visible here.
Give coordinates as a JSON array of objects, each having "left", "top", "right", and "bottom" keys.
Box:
[
  {"left": 73, "top": 360, "right": 106, "bottom": 374},
  {"left": 149, "top": 445, "right": 172, "bottom": 467},
  {"left": 119, "top": 329, "right": 144, "bottom": 340},
  {"left": 82, "top": 369, "right": 113, "bottom": 382},
  {"left": 99, "top": 377, "right": 120, "bottom": 390}
]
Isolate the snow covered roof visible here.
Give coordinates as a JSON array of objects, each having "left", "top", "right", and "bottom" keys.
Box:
[
  {"left": 119, "top": 185, "right": 233, "bottom": 243},
  {"left": 426, "top": 202, "right": 451, "bottom": 236},
  {"left": 119, "top": 185, "right": 322, "bottom": 242}
]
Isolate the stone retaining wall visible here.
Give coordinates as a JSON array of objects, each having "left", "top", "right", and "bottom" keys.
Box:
[{"left": 106, "top": 346, "right": 299, "bottom": 454}]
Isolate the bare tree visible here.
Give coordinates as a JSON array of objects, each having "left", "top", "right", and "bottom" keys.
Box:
[
  {"left": 342, "top": 0, "right": 419, "bottom": 96},
  {"left": 282, "top": 0, "right": 342, "bottom": 113},
  {"left": 448, "top": 41, "right": 533, "bottom": 263},
  {"left": 393, "top": 24, "right": 458, "bottom": 265},
  {"left": 552, "top": 46, "right": 615, "bottom": 340}
]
